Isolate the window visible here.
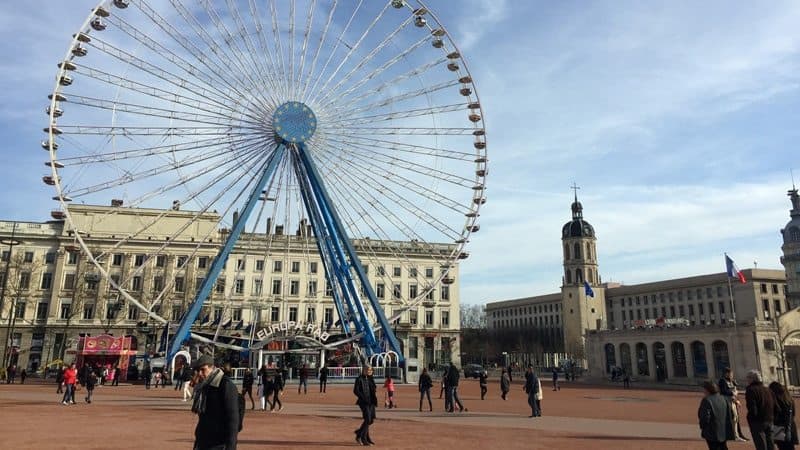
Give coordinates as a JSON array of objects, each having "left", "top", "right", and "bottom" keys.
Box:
[
  {"left": 761, "top": 283, "right": 768, "bottom": 294},
  {"left": 716, "top": 286, "right": 724, "bottom": 297},
  {"left": 392, "top": 284, "right": 401, "bottom": 299},
  {"left": 324, "top": 308, "right": 333, "bottom": 325},
  {"left": 127, "top": 305, "right": 139, "bottom": 320},
  {"left": 409, "top": 310, "right": 418, "bottom": 325},
  {"left": 177, "top": 255, "right": 188, "bottom": 268},
  {"left": 698, "top": 303, "right": 704, "bottom": 316},
  {"left": 150, "top": 255, "right": 164, "bottom": 267},
  {"left": 112, "top": 254, "right": 123, "bottom": 266},
  {"left": 688, "top": 304, "right": 695, "bottom": 316},
  {"left": 198, "top": 256, "right": 209, "bottom": 269},
  {"left": 425, "top": 309, "right": 434, "bottom": 325},
  {"left": 271, "top": 306, "right": 280, "bottom": 322},
  {"left": 426, "top": 288, "right": 434, "bottom": 301},
  {"left": 363, "top": 264, "right": 369, "bottom": 275},
  {"left": 60, "top": 301, "right": 72, "bottom": 319},
  {"left": 172, "top": 306, "right": 183, "bottom": 321},
  {"left": 377, "top": 266, "right": 385, "bottom": 276},
  {"left": 216, "top": 278, "right": 226, "bottom": 294},
  {"left": 235, "top": 279, "right": 245, "bottom": 294},
  {"left": 409, "top": 336, "right": 418, "bottom": 358},
  {"left": 129, "top": 276, "right": 141, "bottom": 292},
  {"left": 679, "top": 305, "right": 685, "bottom": 316},
  {"left": 23, "top": 251, "right": 34, "bottom": 263},
  {"left": 706, "top": 287, "right": 713, "bottom": 298},
  {"left": 772, "top": 284, "right": 779, "bottom": 294},
  {"left": 0, "top": 251, "right": 7, "bottom": 262},
  {"left": 718, "top": 301, "right": 725, "bottom": 314},
  {"left": 425, "top": 267, "right": 434, "bottom": 278},
  {"left": 307, "top": 280, "right": 317, "bottom": 296},
  {"left": 83, "top": 303, "right": 95, "bottom": 320},
  {"left": 18, "top": 271, "right": 31, "bottom": 290},
  {"left": 775, "top": 299, "right": 782, "bottom": 315},
  {"left": 14, "top": 301, "right": 26, "bottom": 319},
  {"left": 153, "top": 276, "right": 164, "bottom": 293},
  {"left": 708, "top": 302, "right": 714, "bottom": 314},
  {"left": 213, "top": 307, "right": 223, "bottom": 322},
  {"left": 441, "top": 310, "right": 449, "bottom": 327},
  {"left": 36, "top": 302, "right": 48, "bottom": 320},
  {"left": 252, "top": 279, "right": 263, "bottom": 296},
  {"left": 763, "top": 298, "right": 771, "bottom": 319},
  {"left": 109, "top": 274, "right": 120, "bottom": 290},
  {"left": 696, "top": 289, "right": 703, "bottom": 300},
  {"left": 291, "top": 261, "right": 300, "bottom": 273},
  {"left": 409, "top": 267, "right": 418, "bottom": 277},
  {"left": 409, "top": 284, "right": 418, "bottom": 299},
  {"left": 273, "top": 260, "right": 282, "bottom": 273},
  {"left": 441, "top": 285, "right": 450, "bottom": 301},
  {"left": 135, "top": 254, "right": 146, "bottom": 267},
  {"left": 174, "top": 277, "right": 184, "bottom": 293},
  {"left": 306, "top": 307, "right": 316, "bottom": 323},
  {"left": 376, "top": 283, "right": 385, "bottom": 299},
  {"left": 67, "top": 251, "right": 78, "bottom": 265},
  {"left": 309, "top": 262, "right": 318, "bottom": 274},
  {"left": 232, "top": 308, "right": 242, "bottom": 321},
  {"left": 764, "top": 339, "right": 776, "bottom": 351},
  {"left": 195, "top": 277, "right": 204, "bottom": 294},
  {"left": 272, "top": 279, "right": 282, "bottom": 295},
  {"left": 290, "top": 280, "right": 299, "bottom": 296},
  {"left": 63, "top": 273, "right": 76, "bottom": 289},
  {"left": 255, "top": 259, "right": 264, "bottom": 271},
  {"left": 45, "top": 252, "right": 56, "bottom": 264},
  {"left": 393, "top": 266, "right": 402, "bottom": 277},
  {"left": 237, "top": 259, "right": 246, "bottom": 271},
  {"left": 325, "top": 281, "right": 333, "bottom": 297},
  {"left": 289, "top": 307, "right": 298, "bottom": 322}
]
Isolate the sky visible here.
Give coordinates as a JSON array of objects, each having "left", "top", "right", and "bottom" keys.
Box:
[{"left": 1, "top": 1, "right": 799, "bottom": 307}]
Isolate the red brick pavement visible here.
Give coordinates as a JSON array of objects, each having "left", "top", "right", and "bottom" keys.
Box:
[{"left": 0, "top": 377, "right": 780, "bottom": 449}]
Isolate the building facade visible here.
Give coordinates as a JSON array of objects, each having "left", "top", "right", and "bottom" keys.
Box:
[
  {"left": 0, "top": 204, "right": 461, "bottom": 373},
  {"left": 487, "top": 192, "right": 800, "bottom": 386}
]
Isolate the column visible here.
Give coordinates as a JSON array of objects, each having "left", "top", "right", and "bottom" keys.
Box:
[
  {"left": 685, "top": 340, "right": 695, "bottom": 380},
  {"left": 664, "top": 342, "right": 673, "bottom": 380},
  {"left": 647, "top": 341, "right": 657, "bottom": 380}
]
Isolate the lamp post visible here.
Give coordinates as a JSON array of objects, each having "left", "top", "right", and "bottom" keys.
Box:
[{"left": 1, "top": 222, "right": 22, "bottom": 368}]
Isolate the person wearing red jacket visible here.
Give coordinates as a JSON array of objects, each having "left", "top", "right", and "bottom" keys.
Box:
[{"left": 62, "top": 362, "right": 78, "bottom": 405}]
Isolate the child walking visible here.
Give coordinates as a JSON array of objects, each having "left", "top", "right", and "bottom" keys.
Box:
[{"left": 383, "top": 376, "right": 396, "bottom": 409}]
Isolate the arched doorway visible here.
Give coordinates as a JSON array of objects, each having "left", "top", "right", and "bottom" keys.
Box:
[
  {"left": 691, "top": 341, "right": 708, "bottom": 378},
  {"left": 620, "top": 343, "right": 632, "bottom": 377},
  {"left": 671, "top": 342, "right": 687, "bottom": 378},
  {"left": 712, "top": 340, "right": 730, "bottom": 379},
  {"left": 653, "top": 342, "right": 667, "bottom": 382},
  {"left": 636, "top": 342, "right": 649, "bottom": 376},
  {"left": 604, "top": 343, "right": 616, "bottom": 374}
]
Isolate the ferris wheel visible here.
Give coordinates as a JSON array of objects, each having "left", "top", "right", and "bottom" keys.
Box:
[{"left": 44, "top": 0, "right": 487, "bottom": 362}]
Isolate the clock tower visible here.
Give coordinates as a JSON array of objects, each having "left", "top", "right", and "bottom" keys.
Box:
[{"left": 560, "top": 187, "right": 605, "bottom": 357}]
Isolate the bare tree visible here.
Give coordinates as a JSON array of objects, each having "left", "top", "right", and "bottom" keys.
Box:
[{"left": 1, "top": 251, "right": 43, "bottom": 367}]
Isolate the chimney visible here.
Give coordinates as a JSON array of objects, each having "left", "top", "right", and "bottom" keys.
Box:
[
  {"left": 111, "top": 199, "right": 123, "bottom": 207},
  {"left": 275, "top": 225, "right": 284, "bottom": 235},
  {"left": 232, "top": 210, "right": 239, "bottom": 225}
]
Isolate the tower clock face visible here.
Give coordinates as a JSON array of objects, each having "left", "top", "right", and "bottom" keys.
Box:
[{"left": 584, "top": 226, "right": 592, "bottom": 235}]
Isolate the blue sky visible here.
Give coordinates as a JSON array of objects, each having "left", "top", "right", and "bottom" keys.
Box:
[{"left": 1, "top": 1, "right": 799, "bottom": 306}]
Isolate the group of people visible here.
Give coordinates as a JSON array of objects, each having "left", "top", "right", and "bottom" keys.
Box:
[
  {"left": 53, "top": 362, "right": 122, "bottom": 405},
  {"left": 4, "top": 364, "right": 27, "bottom": 384},
  {"left": 699, "top": 368, "right": 798, "bottom": 450}
]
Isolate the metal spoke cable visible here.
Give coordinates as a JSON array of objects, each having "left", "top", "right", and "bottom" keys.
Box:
[
  {"left": 249, "top": 0, "right": 289, "bottom": 100},
  {"left": 325, "top": 103, "right": 467, "bottom": 126},
  {"left": 298, "top": 0, "right": 337, "bottom": 101},
  {"left": 269, "top": 0, "right": 290, "bottom": 101},
  {"left": 57, "top": 135, "right": 252, "bottom": 165}
]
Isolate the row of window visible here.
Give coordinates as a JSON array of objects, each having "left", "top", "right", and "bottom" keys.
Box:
[
  {"left": 490, "top": 303, "right": 560, "bottom": 318},
  {"left": 493, "top": 315, "right": 561, "bottom": 328},
  {"left": 609, "top": 297, "right": 792, "bottom": 324}
]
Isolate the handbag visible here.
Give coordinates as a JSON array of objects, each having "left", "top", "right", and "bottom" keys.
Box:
[{"left": 773, "top": 425, "right": 788, "bottom": 442}]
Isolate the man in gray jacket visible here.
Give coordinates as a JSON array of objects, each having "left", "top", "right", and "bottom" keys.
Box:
[{"left": 699, "top": 380, "right": 735, "bottom": 450}]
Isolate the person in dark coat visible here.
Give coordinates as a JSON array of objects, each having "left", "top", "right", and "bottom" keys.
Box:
[
  {"left": 191, "top": 355, "right": 240, "bottom": 450},
  {"left": 56, "top": 365, "right": 65, "bottom": 393},
  {"left": 20, "top": 369, "right": 27, "bottom": 384},
  {"left": 745, "top": 370, "right": 775, "bottom": 450},
  {"left": 446, "top": 362, "right": 465, "bottom": 412},
  {"left": 242, "top": 368, "right": 255, "bottom": 410},
  {"left": 319, "top": 365, "right": 328, "bottom": 394},
  {"left": 418, "top": 367, "right": 433, "bottom": 412},
  {"left": 353, "top": 365, "right": 377, "bottom": 446},
  {"left": 500, "top": 369, "right": 510, "bottom": 400},
  {"left": 523, "top": 366, "right": 541, "bottom": 417},
  {"left": 142, "top": 365, "right": 152, "bottom": 389},
  {"left": 84, "top": 370, "right": 98, "bottom": 404},
  {"left": 479, "top": 370, "right": 488, "bottom": 400},
  {"left": 698, "top": 380, "right": 735, "bottom": 450},
  {"left": 769, "top": 381, "right": 799, "bottom": 450}
]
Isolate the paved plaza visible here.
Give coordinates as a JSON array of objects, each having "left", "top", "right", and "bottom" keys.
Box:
[{"left": 0, "top": 376, "right": 768, "bottom": 449}]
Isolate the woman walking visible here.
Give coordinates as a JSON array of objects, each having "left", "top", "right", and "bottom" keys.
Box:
[
  {"left": 418, "top": 368, "right": 433, "bottom": 412},
  {"left": 353, "top": 365, "right": 377, "bottom": 446},
  {"left": 242, "top": 368, "right": 255, "bottom": 410},
  {"left": 500, "top": 369, "right": 510, "bottom": 400},
  {"left": 769, "top": 381, "right": 798, "bottom": 450}
]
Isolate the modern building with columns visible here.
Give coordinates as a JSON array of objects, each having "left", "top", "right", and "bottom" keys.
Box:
[{"left": 487, "top": 190, "right": 800, "bottom": 387}]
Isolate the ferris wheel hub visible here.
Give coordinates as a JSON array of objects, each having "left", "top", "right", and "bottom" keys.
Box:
[{"left": 273, "top": 101, "right": 317, "bottom": 144}]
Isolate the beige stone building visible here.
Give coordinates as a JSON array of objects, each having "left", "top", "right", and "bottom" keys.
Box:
[
  {"left": 487, "top": 192, "right": 800, "bottom": 386},
  {"left": 0, "top": 204, "right": 461, "bottom": 373}
]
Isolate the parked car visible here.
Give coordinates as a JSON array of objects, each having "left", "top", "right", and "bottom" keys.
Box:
[{"left": 463, "top": 363, "right": 487, "bottom": 379}]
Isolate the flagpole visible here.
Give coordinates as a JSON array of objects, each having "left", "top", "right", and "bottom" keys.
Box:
[{"left": 725, "top": 254, "right": 740, "bottom": 379}]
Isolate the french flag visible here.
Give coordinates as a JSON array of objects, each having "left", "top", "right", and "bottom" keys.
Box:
[{"left": 725, "top": 254, "right": 746, "bottom": 284}]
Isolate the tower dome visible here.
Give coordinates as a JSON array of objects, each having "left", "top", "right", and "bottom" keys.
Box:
[
  {"left": 562, "top": 196, "right": 594, "bottom": 238},
  {"left": 782, "top": 188, "right": 800, "bottom": 244}
]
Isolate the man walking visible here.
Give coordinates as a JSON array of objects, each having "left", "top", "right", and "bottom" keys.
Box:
[
  {"left": 745, "top": 369, "right": 774, "bottom": 450},
  {"left": 447, "top": 362, "right": 466, "bottom": 413},
  {"left": 191, "top": 355, "right": 240, "bottom": 450},
  {"left": 524, "top": 365, "right": 541, "bottom": 417},
  {"left": 319, "top": 365, "right": 328, "bottom": 394},
  {"left": 552, "top": 367, "right": 560, "bottom": 391},
  {"left": 298, "top": 364, "right": 309, "bottom": 394},
  {"left": 353, "top": 365, "right": 377, "bottom": 446},
  {"left": 500, "top": 368, "right": 510, "bottom": 400},
  {"left": 242, "top": 368, "right": 255, "bottom": 410}
]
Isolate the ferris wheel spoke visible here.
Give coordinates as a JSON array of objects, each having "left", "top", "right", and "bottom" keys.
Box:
[
  {"left": 326, "top": 126, "right": 475, "bottom": 136},
  {"left": 308, "top": 1, "right": 392, "bottom": 106},
  {"left": 225, "top": 0, "right": 285, "bottom": 105},
  {"left": 299, "top": 0, "right": 338, "bottom": 101},
  {"left": 328, "top": 134, "right": 476, "bottom": 160},
  {"left": 106, "top": 11, "right": 255, "bottom": 109},
  {"left": 64, "top": 140, "right": 263, "bottom": 198},
  {"left": 288, "top": 0, "right": 296, "bottom": 98},
  {"left": 248, "top": 0, "right": 289, "bottom": 100},
  {"left": 305, "top": 0, "right": 364, "bottom": 104},
  {"left": 124, "top": 1, "right": 263, "bottom": 108},
  {"left": 341, "top": 79, "right": 460, "bottom": 117},
  {"left": 295, "top": 0, "right": 316, "bottom": 100},
  {"left": 324, "top": 54, "right": 447, "bottom": 113},
  {"left": 269, "top": 0, "right": 290, "bottom": 101},
  {"left": 325, "top": 103, "right": 469, "bottom": 126},
  {"left": 194, "top": 0, "right": 279, "bottom": 109},
  {"left": 312, "top": 14, "right": 416, "bottom": 109},
  {"left": 53, "top": 125, "right": 261, "bottom": 136}
]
